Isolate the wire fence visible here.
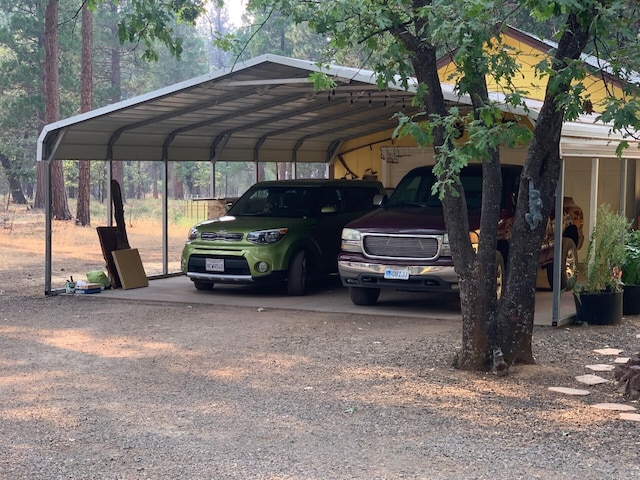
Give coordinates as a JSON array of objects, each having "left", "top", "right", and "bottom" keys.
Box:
[{"left": 184, "top": 198, "right": 235, "bottom": 223}]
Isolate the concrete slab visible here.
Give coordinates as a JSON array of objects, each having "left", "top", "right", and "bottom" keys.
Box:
[{"left": 96, "top": 274, "right": 577, "bottom": 326}]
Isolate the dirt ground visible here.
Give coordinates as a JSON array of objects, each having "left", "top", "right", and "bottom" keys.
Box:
[{"left": 1, "top": 209, "right": 640, "bottom": 479}]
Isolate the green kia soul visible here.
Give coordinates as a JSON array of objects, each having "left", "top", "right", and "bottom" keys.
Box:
[{"left": 181, "top": 179, "right": 386, "bottom": 295}]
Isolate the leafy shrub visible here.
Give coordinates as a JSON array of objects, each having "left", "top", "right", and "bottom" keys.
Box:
[{"left": 622, "top": 229, "right": 640, "bottom": 285}]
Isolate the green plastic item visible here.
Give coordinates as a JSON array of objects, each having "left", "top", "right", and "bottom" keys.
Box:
[{"left": 86, "top": 270, "right": 110, "bottom": 288}]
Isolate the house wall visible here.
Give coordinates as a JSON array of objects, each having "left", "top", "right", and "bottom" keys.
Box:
[
  {"left": 436, "top": 29, "right": 625, "bottom": 107},
  {"left": 333, "top": 131, "right": 418, "bottom": 184}
]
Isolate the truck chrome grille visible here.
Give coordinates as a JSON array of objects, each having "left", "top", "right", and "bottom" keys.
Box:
[{"left": 363, "top": 235, "right": 440, "bottom": 259}]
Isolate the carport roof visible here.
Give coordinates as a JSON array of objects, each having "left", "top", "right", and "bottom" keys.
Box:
[
  {"left": 37, "top": 53, "right": 640, "bottom": 166},
  {"left": 37, "top": 55, "right": 435, "bottom": 165}
]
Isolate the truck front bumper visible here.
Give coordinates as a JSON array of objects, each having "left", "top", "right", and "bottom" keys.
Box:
[{"left": 338, "top": 260, "right": 459, "bottom": 292}]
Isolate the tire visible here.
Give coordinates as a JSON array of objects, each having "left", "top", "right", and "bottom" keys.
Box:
[
  {"left": 496, "top": 250, "right": 505, "bottom": 300},
  {"left": 546, "top": 237, "right": 578, "bottom": 291},
  {"left": 193, "top": 280, "right": 214, "bottom": 291},
  {"left": 349, "top": 286, "right": 380, "bottom": 306},
  {"left": 287, "top": 250, "right": 307, "bottom": 296}
]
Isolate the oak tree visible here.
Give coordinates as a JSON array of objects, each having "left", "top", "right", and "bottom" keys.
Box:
[{"left": 247, "top": 0, "right": 640, "bottom": 369}]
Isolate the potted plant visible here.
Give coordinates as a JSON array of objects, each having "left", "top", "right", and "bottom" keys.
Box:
[
  {"left": 573, "top": 204, "right": 629, "bottom": 325},
  {"left": 621, "top": 228, "right": 640, "bottom": 315}
]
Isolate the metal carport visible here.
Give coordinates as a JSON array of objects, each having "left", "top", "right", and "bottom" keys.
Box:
[
  {"left": 36, "top": 54, "right": 465, "bottom": 294},
  {"left": 37, "top": 54, "right": 640, "bottom": 325}
]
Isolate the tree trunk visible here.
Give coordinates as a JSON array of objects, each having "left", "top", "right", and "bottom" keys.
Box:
[
  {"left": 76, "top": 4, "right": 93, "bottom": 226},
  {"left": 109, "top": 0, "right": 124, "bottom": 194},
  {"left": 37, "top": 0, "right": 71, "bottom": 219},
  {"left": 126, "top": 162, "right": 135, "bottom": 199},
  {"left": 174, "top": 176, "right": 184, "bottom": 200},
  {"left": 497, "top": 12, "right": 593, "bottom": 365},
  {"left": 278, "top": 162, "right": 288, "bottom": 180},
  {"left": 0, "top": 153, "right": 29, "bottom": 205},
  {"left": 392, "top": 9, "right": 596, "bottom": 370},
  {"left": 406, "top": 35, "right": 498, "bottom": 369},
  {"left": 152, "top": 163, "right": 159, "bottom": 199},
  {"left": 135, "top": 162, "right": 142, "bottom": 199}
]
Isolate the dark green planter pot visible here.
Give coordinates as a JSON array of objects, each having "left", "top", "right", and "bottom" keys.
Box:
[
  {"left": 623, "top": 284, "right": 640, "bottom": 316},
  {"left": 573, "top": 289, "right": 623, "bottom": 325}
]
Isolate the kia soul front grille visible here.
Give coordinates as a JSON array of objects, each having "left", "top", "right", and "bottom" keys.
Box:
[{"left": 201, "top": 232, "right": 243, "bottom": 241}]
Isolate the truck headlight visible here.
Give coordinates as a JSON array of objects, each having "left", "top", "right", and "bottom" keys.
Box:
[
  {"left": 441, "top": 233, "right": 452, "bottom": 257},
  {"left": 247, "top": 228, "right": 288, "bottom": 244},
  {"left": 341, "top": 228, "right": 362, "bottom": 252}
]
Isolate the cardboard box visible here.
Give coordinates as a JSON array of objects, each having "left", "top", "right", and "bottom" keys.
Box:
[{"left": 111, "top": 248, "right": 148, "bottom": 290}]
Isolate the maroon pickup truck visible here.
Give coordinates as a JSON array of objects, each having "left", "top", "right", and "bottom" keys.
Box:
[{"left": 338, "top": 163, "right": 584, "bottom": 305}]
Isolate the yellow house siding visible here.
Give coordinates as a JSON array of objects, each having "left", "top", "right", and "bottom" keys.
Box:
[{"left": 436, "top": 27, "right": 625, "bottom": 109}]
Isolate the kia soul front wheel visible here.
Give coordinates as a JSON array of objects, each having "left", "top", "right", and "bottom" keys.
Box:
[{"left": 287, "top": 250, "right": 308, "bottom": 296}]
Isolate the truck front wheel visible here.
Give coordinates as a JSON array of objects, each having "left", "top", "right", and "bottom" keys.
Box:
[
  {"left": 546, "top": 237, "right": 578, "bottom": 291},
  {"left": 349, "top": 286, "right": 380, "bottom": 306}
]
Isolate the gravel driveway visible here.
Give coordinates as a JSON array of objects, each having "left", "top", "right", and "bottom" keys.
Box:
[{"left": 1, "top": 272, "right": 640, "bottom": 479}]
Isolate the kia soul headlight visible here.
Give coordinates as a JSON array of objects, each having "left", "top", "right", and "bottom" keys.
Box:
[
  {"left": 247, "top": 228, "right": 288, "bottom": 244},
  {"left": 188, "top": 227, "right": 199, "bottom": 241}
]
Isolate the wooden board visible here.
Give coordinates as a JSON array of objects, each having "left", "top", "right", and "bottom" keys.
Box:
[
  {"left": 96, "top": 226, "right": 122, "bottom": 288},
  {"left": 111, "top": 248, "right": 148, "bottom": 290}
]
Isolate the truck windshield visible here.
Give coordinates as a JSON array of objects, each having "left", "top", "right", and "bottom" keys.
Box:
[{"left": 387, "top": 167, "right": 483, "bottom": 209}]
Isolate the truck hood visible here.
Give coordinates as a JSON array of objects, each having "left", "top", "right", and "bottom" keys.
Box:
[{"left": 345, "top": 206, "right": 482, "bottom": 234}]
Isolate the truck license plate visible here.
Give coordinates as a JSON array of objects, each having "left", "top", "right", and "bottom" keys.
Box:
[
  {"left": 384, "top": 267, "right": 409, "bottom": 280},
  {"left": 205, "top": 258, "right": 224, "bottom": 272}
]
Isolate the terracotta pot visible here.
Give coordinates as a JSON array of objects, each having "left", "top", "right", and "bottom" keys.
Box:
[{"left": 573, "top": 289, "right": 623, "bottom": 325}]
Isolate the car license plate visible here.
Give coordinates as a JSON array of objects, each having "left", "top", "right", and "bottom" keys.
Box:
[
  {"left": 384, "top": 267, "right": 409, "bottom": 280},
  {"left": 205, "top": 258, "right": 224, "bottom": 272}
]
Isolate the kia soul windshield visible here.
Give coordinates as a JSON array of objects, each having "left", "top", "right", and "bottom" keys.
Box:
[{"left": 229, "top": 186, "right": 324, "bottom": 218}]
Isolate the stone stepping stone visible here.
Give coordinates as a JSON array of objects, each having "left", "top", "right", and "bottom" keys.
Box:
[
  {"left": 619, "top": 413, "right": 640, "bottom": 422},
  {"left": 614, "top": 357, "right": 630, "bottom": 364},
  {"left": 593, "top": 348, "right": 623, "bottom": 355},
  {"left": 591, "top": 403, "right": 637, "bottom": 411},
  {"left": 585, "top": 364, "right": 615, "bottom": 372},
  {"left": 575, "top": 374, "right": 610, "bottom": 385},
  {"left": 548, "top": 387, "right": 590, "bottom": 396},
  {"left": 636, "top": 334, "right": 640, "bottom": 338}
]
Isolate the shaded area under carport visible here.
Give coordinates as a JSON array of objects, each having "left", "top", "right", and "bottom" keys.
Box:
[{"left": 94, "top": 274, "right": 577, "bottom": 326}]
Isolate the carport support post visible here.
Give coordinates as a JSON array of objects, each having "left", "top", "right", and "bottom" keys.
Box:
[
  {"left": 619, "top": 158, "right": 627, "bottom": 216},
  {"left": 106, "top": 161, "right": 113, "bottom": 226},
  {"left": 162, "top": 159, "right": 169, "bottom": 274},
  {"left": 588, "top": 158, "right": 600, "bottom": 245},
  {"left": 44, "top": 159, "right": 53, "bottom": 294},
  {"left": 551, "top": 159, "right": 565, "bottom": 326}
]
